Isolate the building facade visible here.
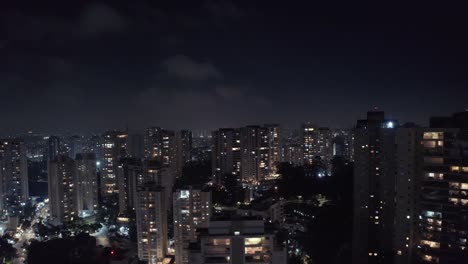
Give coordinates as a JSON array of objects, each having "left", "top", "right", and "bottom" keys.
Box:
[
  {"left": 101, "top": 131, "right": 128, "bottom": 196},
  {"left": 352, "top": 111, "right": 398, "bottom": 264},
  {"left": 0, "top": 139, "right": 29, "bottom": 216},
  {"left": 136, "top": 185, "right": 168, "bottom": 264},
  {"left": 75, "top": 153, "right": 98, "bottom": 217},
  {"left": 48, "top": 155, "right": 76, "bottom": 223},
  {"left": 173, "top": 187, "right": 211, "bottom": 264},
  {"left": 211, "top": 128, "right": 241, "bottom": 184}
]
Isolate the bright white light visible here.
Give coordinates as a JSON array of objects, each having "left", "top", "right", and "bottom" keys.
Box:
[
  {"left": 96, "top": 161, "right": 101, "bottom": 166},
  {"left": 386, "top": 121, "right": 394, "bottom": 128}
]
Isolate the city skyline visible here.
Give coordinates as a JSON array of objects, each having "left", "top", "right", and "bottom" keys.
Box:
[{"left": 2, "top": 1, "right": 468, "bottom": 264}]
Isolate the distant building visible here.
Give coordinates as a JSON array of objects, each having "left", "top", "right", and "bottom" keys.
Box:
[
  {"left": 145, "top": 127, "right": 164, "bottom": 160},
  {"left": 265, "top": 124, "right": 281, "bottom": 177},
  {"left": 352, "top": 111, "right": 398, "bottom": 263},
  {"left": 332, "top": 129, "right": 354, "bottom": 161},
  {"left": 0, "top": 139, "right": 29, "bottom": 216},
  {"left": 75, "top": 153, "right": 98, "bottom": 217},
  {"left": 117, "top": 158, "right": 142, "bottom": 215},
  {"left": 101, "top": 131, "right": 128, "bottom": 197},
  {"left": 145, "top": 128, "right": 175, "bottom": 165},
  {"left": 173, "top": 187, "right": 211, "bottom": 264},
  {"left": 188, "top": 218, "right": 287, "bottom": 264},
  {"left": 47, "top": 136, "right": 61, "bottom": 161},
  {"left": 175, "top": 130, "right": 192, "bottom": 176},
  {"left": 127, "top": 134, "right": 145, "bottom": 159},
  {"left": 301, "top": 123, "right": 317, "bottom": 165},
  {"left": 301, "top": 124, "right": 333, "bottom": 165},
  {"left": 48, "top": 155, "right": 76, "bottom": 223},
  {"left": 211, "top": 128, "right": 241, "bottom": 184},
  {"left": 240, "top": 126, "right": 269, "bottom": 183},
  {"left": 282, "top": 143, "right": 303, "bottom": 166},
  {"left": 136, "top": 185, "right": 168, "bottom": 264}
]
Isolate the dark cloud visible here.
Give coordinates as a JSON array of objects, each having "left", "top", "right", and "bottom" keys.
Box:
[
  {"left": 80, "top": 4, "right": 127, "bottom": 36},
  {"left": 161, "top": 55, "right": 222, "bottom": 81},
  {"left": 204, "top": 0, "right": 246, "bottom": 19},
  {"left": 1, "top": 1, "right": 467, "bottom": 135},
  {"left": 215, "top": 85, "right": 243, "bottom": 99}
]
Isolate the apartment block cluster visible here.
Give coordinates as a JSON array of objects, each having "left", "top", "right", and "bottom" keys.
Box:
[
  {"left": 212, "top": 124, "right": 354, "bottom": 185},
  {"left": 352, "top": 111, "right": 468, "bottom": 264}
]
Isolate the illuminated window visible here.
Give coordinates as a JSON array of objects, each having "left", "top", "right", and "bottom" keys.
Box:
[
  {"left": 421, "top": 240, "right": 440, "bottom": 248},
  {"left": 423, "top": 132, "right": 443, "bottom": 140},
  {"left": 245, "top": 237, "right": 263, "bottom": 245},
  {"left": 451, "top": 166, "right": 461, "bottom": 172},
  {"left": 180, "top": 190, "right": 190, "bottom": 199},
  {"left": 245, "top": 246, "right": 264, "bottom": 254},
  {"left": 211, "top": 239, "right": 231, "bottom": 246}
]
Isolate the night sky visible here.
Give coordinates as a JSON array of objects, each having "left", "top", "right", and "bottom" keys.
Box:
[{"left": 2, "top": 1, "right": 468, "bottom": 134}]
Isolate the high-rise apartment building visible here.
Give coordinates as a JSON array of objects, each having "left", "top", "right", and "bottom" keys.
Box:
[
  {"left": 302, "top": 123, "right": 317, "bottom": 165},
  {"left": 117, "top": 158, "right": 143, "bottom": 215},
  {"left": 127, "top": 134, "right": 145, "bottom": 159},
  {"left": 415, "top": 112, "right": 468, "bottom": 263},
  {"left": 101, "top": 131, "right": 128, "bottom": 196},
  {"left": 0, "top": 139, "right": 29, "bottom": 216},
  {"left": 282, "top": 143, "right": 303, "bottom": 166},
  {"left": 301, "top": 124, "right": 333, "bottom": 165},
  {"left": 175, "top": 130, "right": 192, "bottom": 175},
  {"left": 265, "top": 124, "right": 281, "bottom": 177},
  {"left": 136, "top": 185, "right": 168, "bottom": 264},
  {"left": 188, "top": 218, "right": 287, "bottom": 264},
  {"left": 75, "top": 153, "right": 98, "bottom": 217},
  {"left": 211, "top": 128, "right": 241, "bottom": 184},
  {"left": 173, "top": 187, "right": 211, "bottom": 264},
  {"left": 48, "top": 155, "right": 76, "bottom": 223},
  {"left": 352, "top": 111, "right": 398, "bottom": 264},
  {"left": 240, "top": 126, "right": 269, "bottom": 183},
  {"left": 212, "top": 125, "right": 281, "bottom": 184},
  {"left": 47, "top": 136, "right": 61, "bottom": 161},
  {"left": 332, "top": 129, "right": 354, "bottom": 161},
  {"left": 145, "top": 127, "right": 179, "bottom": 168},
  {"left": 393, "top": 125, "right": 421, "bottom": 264},
  {"left": 316, "top": 127, "right": 333, "bottom": 162},
  {"left": 145, "top": 127, "right": 164, "bottom": 160}
]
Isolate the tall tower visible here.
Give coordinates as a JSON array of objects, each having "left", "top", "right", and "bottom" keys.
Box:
[
  {"left": 101, "top": 131, "right": 128, "bottom": 197},
  {"left": 117, "top": 158, "right": 142, "bottom": 215},
  {"left": 240, "top": 126, "right": 269, "bottom": 183},
  {"left": 136, "top": 185, "right": 168, "bottom": 264},
  {"left": 211, "top": 128, "right": 241, "bottom": 184},
  {"left": 173, "top": 187, "right": 211, "bottom": 264},
  {"left": 352, "top": 111, "right": 398, "bottom": 264},
  {"left": 175, "top": 130, "right": 192, "bottom": 176},
  {"left": 47, "top": 136, "right": 61, "bottom": 161},
  {"left": 301, "top": 123, "right": 317, "bottom": 165},
  {"left": 0, "top": 139, "right": 29, "bottom": 216},
  {"left": 75, "top": 153, "right": 98, "bottom": 217},
  {"left": 145, "top": 127, "right": 163, "bottom": 159},
  {"left": 48, "top": 155, "right": 76, "bottom": 223},
  {"left": 415, "top": 112, "right": 468, "bottom": 263},
  {"left": 265, "top": 124, "right": 281, "bottom": 178}
]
